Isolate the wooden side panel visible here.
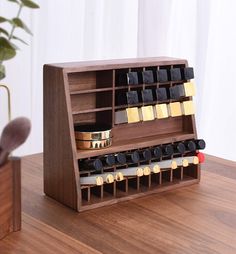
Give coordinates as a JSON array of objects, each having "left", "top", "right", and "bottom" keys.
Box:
[
  {"left": 43, "top": 66, "right": 79, "bottom": 210},
  {"left": 0, "top": 161, "right": 13, "bottom": 239},
  {"left": 0, "top": 158, "right": 21, "bottom": 239},
  {"left": 12, "top": 157, "right": 21, "bottom": 231}
]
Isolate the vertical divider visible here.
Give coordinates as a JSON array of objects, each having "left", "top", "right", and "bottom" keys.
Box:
[
  {"left": 112, "top": 69, "right": 115, "bottom": 127},
  {"left": 159, "top": 171, "right": 162, "bottom": 185},
  {"left": 100, "top": 185, "right": 104, "bottom": 199},
  {"left": 156, "top": 65, "right": 159, "bottom": 108},
  {"left": 180, "top": 166, "right": 184, "bottom": 180},
  {"left": 125, "top": 178, "right": 128, "bottom": 193},
  {"left": 170, "top": 170, "right": 173, "bottom": 182},
  {"left": 87, "top": 187, "right": 91, "bottom": 202},
  {"left": 170, "top": 142, "right": 174, "bottom": 182},
  {"left": 136, "top": 176, "right": 140, "bottom": 190},
  {"left": 159, "top": 144, "right": 163, "bottom": 185},
  {"left": 112, "top": 164, "right": 117, "bottom": 197},
  {"left": 128, "top": 68, "right": 131, "bottom": 93},
  {"left": 143, "top": 67, "right": 145, "bottom": 92},
  {"left": 113, "top": 182, "right": 116, "bottom": 197},
  {"left": 148, "top": 174, "right": 151, "bottom": 188}
]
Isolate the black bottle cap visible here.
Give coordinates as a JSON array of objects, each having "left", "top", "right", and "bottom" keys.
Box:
[
  {"left": 163, "top": 144, "right": 174, "bottom": 156},
  {"left": 127, "top": 151, "right": 140, "bottom": 163},
  {"left": 103, "top": 154, "right": 115, "bottom": 166},
  {"left": 186, "top": 141, "right": 196, "bottom": 152},
  {"left": 142, "top": 70, "right": 154, "bottom": 84},
  {"left": 169, "top": 85, "right": 185, "bottom": 100},
  {"left": 156, "top": 87, "right": 168, "bottom": 101},
  {"left": 153, "top": 147, "right": 162, "bottom": 159},
  {"left": 127, "top": 72, "right": 139, "bottom": 85},
  {"left": 91, "top": 159, "right": 103, "bottom": 171},
  {"left": 116, "top": 153, "right": 126, "bottom": 164},
  {"left": 196, "top": 139, "right": 206, "bottom": 150},
  {"left": 175, "top": 143, "right": 186, "bottom": 154},
  {"left": 156, "top": 69, "right": 168, "bottom": 82},
  {"left": 141, "top": 89, "right": 154, "bottom": 103},
  {"left": 169, "top": 68, "right": 182, "bottom": 81},
  {"left": 131, "top": 151, "right": 140, "bottom": 163},
  {"left": 182, "top": 67, "right": 194, "bottom": 80},
  {"left": 126, "top": 91, "right": 139, "bottom": 105},
  {"left": 140, "top": 149, "right": 152, "bottom": 161}
]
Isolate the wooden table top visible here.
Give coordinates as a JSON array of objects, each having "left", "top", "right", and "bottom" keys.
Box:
[{"left": 0, "top": 154, "right": 236, "bottom": 254}]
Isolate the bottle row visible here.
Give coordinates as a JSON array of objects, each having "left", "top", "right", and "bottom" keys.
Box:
[
  {"left": 80, "top": 153, "right": 204, "bottom": 186},
  {"left": 115, "top": 100, "right": 195, "bottom": 124},
  {"left": 117, "top": 67, "right": 194, "bottom": 86},
  {"left": 79, "top": 139, "right": 206, "bottom": 172},
  {"left": 116, "top": 82, "right": 195, "bottom": 106}
]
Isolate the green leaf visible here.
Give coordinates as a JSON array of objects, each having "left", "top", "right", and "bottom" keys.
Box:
[
  {"left": 7, "top": 0, "right": 19, "bottom": 4},
  {"left": 20, "top": 0, "right": 39, "bottom": 8},
  {"left": 10, "top": 41, "right": 19, "bottom": 50},
  {"left": 0, "top": 64, "right": 6, "bottom": 80},
  {"left": 12, "top": 17, "right": 32, "bottom": 35},
  {"left": 0, "top": 28, "right": 9, "bottom": 37},
  {"left": 0, "top": 37, "right": 17, "bottom": 61},
  {"left": 12, "top": 35, "right": 28, "bottom": 45},
  {"left": 0, "top": 17, "right": 9, "bottom": 23}
]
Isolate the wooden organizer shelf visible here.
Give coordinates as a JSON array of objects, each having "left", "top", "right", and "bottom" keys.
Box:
[{"left": 44, "top": 57, "right": 200, "bottom": 212}]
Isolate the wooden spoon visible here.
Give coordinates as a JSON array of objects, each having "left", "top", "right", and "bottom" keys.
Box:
[{"left": 0, "top": 117, "right": 31, "bottom": 167}]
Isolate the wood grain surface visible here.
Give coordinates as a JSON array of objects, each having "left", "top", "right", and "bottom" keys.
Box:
[
  {"left": 0, "top": 158, "right": 21, "bottom": 240},
  {"left": 0, "top": 153, "right": 236, "bottom": 254}
]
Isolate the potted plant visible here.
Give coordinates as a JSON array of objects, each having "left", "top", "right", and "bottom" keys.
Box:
[{"left": 0, "top": 0, "right": 39, "bottom": 120}]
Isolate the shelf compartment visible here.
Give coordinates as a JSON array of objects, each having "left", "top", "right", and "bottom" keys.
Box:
[
  {"left": 113, "top": 116, "right": 185, "bottom": 144},
  {"left": 128, "top": 177, "right": 140, "bottom": 191},
  {"left": 151, "top": 172, "right": 161, "bottom": 185},
  {"left": 140, "top": 175, "right": 151, "bottom": 189},
  {"left": 80, "top": 176, "right": 199, "bottom": 211},
  {"left": 71, "top": 91, "right": 112, "bottom": 113},
  {"left": 68, "top": 70, "right": 113, "bottom": 92},
  {"left": 72, "top": 107, "right": 112, "bottom": 115},
  {"left": 77, "top": 132, "right": 195, "bottom": 159},
  {"left": 183, "top": 164, "right": 199, "bottom": 179},
  {"left": 172, "top": 167, "right": 182, "bottom": 181},
  {"left": 161, "top": 169, "right": 171, "bottom": 183},
  {"left": 70, "top": 87, "right": 113, "bottom": 95},
  {"left": 73, "top": 110, "right": 112, "bottom": 127},
  {"left": 114, "top": 96, "right": 190, "bottom": 111}
]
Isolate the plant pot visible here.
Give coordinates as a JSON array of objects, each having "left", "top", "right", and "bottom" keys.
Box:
[{"left": 0, "top": 157, "right": 21, "bottom": 240}]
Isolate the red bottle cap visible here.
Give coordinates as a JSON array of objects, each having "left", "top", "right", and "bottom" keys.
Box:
[{"left": 197, "top": 152, "right": 205, "bottom": 163}]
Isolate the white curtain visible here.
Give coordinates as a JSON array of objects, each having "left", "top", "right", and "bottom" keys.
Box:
[
  {"left": 1, "top": 0, "right": 236, "bottom": 161},
  {"left": 0, "top": 0, "right": 139, "bottom": 155},
  {"left": 138, "top": 0, "right": 236, "bottom": 161}
]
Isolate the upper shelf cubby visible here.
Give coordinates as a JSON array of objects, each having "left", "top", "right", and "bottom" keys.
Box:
[{"left": 68, "top": 70, "right": 113, "bottom": 94}]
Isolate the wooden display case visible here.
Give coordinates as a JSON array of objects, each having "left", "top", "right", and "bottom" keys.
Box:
[{"left": 43, "top": 57, "right": 200, "bottom": 212}]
